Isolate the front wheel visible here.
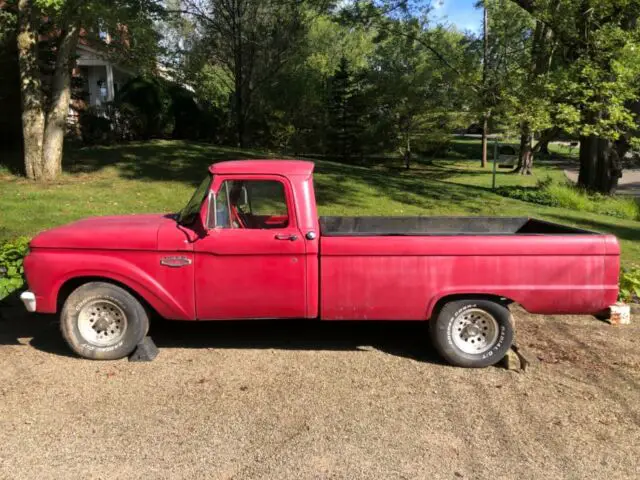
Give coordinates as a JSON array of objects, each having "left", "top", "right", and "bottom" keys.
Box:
[
  {"left": 430, "top": 299, "right": 514, "bottom": 368},
  {"left": 60, "top": 282, "right": 149, "bottom": 360}
]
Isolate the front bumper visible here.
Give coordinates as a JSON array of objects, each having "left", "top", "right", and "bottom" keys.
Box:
[{"left": 20, "top": 291, "right": 37, "bottom": 312}]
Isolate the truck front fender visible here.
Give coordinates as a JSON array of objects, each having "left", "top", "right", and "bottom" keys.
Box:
[{"left": 25, "top": 249, "right": 194, "bottom": 320}]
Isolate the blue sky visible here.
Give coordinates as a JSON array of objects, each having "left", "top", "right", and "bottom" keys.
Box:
[{"left": 430, "top": 0, "right": 482, "bottom": 33}]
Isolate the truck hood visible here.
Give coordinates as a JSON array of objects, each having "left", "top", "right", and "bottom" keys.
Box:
[{"left": 30, "top": 214, "right": 176, "bottom": 250}]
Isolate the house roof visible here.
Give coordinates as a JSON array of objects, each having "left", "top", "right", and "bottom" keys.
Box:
[{"left": 208, "top": 160, "right": 315, "bottom": 177}]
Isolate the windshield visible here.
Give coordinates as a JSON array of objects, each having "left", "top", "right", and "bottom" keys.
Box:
[{"left": 177, "top": 175, "right": 213, "bottom": 225}]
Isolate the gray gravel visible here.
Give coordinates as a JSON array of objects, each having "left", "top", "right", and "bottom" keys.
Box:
[{"left": 0, "top": 304, "right": 639, "bottom": 480}]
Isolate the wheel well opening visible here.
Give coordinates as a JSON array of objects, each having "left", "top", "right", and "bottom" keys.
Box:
[
  {"left": 430, "top": 294, "right": 514, "bottom": 320},
  {"left": 56, "top": 277, "right": 158, "bottom": 319}
]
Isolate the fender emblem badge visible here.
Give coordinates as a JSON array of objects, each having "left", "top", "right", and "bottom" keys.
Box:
[{"left": 160, "top": 256, "right": 192, "bottom": 267}]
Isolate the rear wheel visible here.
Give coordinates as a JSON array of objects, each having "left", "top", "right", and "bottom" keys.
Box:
[
  {"left": 430, "top": 299, "right": 513, "bottom": 368},
  {"left": 60, "top": 282, "right": 149, "bottom": 360}
]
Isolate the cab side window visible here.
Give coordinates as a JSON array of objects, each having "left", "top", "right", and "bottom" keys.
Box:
[{"left": 214, "top": 180, "right": 289, "bottom": 229}]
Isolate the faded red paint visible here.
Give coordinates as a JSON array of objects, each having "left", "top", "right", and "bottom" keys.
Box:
[{"left": 23, "top": 160, "right": 620, "bottom": 321}]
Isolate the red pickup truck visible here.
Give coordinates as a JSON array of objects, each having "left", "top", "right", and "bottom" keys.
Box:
[{"left": 21, "top": 160, "right": 620, "bottom": 367}]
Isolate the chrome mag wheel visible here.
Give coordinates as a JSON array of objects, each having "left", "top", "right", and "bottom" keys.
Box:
[
  {"left": 451, "top": 308, "right": 500, "bottom": 355},
  {"left": 77, "top": 299, "right": 128, "bottom": 347}
]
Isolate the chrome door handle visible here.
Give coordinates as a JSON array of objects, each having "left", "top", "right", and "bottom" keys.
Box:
[{"left": 275, "top": 234, "right": 298, "bottom": 241}]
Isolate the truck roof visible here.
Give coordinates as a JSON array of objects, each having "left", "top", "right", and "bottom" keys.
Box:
[{"left": 209, "top": 160, "right": 315, "bottom": 177}]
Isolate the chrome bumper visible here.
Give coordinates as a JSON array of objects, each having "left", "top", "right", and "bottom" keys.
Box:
[{"left": 20, "top": 291, "right": 36, "bottom": 312}]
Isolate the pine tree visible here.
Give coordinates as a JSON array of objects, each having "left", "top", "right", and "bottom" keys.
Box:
[{"left": 326, "top": 56, "right": 367, "bottom": 160}]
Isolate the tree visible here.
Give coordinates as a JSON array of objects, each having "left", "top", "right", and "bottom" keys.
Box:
[
  {"left": 509, "top": 0, "right": 640, "bottom": 193},
  {"left": 471, "top": 0, "right": 546, "bottom": 175},
  {"left": 470, "top": 0, "right": 535, "bottom": 171},
  {"left": 510, "top": 16, "right": 554, "bottom": 175},
  {"left": 326, "top": 56, "right": 370, "bottom": 159},
  {"left": 177, "top": 0, "right": 313, "bottom": 147},
  {"left": 371, "top": 19, "right": 472, "bottom": 168},
  {"left": 13, "top": 0, "right": 161, "bottom": 181},
  {"left": 241, "top": 10, "right": 376, "bottom": 153}
]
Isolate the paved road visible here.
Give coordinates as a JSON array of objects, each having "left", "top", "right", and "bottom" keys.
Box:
[{"left": 1, "top": 304, "right": 639, "bottom": 479}]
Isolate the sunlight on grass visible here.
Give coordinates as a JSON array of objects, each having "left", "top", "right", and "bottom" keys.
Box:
[{"left": 1, "top": 139, "right": 638, "bottom": 267}]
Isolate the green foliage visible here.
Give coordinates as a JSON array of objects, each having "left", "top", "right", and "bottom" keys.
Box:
[
  {"left": 326, "top": 57, "right": 370, "bottom": 158},
  {"left": 619, "top": 266, "right": 640, "bottom": 303},
  {"left": 369, "top": 20, "right": 474, "bottom": 163},
  {"left": 479, "top": 0, "right": 541, "bottom": 134},
  {"left": 189, "top": 63, "right": 233, "bottom": 111},
  {"left": 0, "top": 237, "right": 29, "bottom": 301},
  {"left": 0, "top": 5, "right": 16, "bottom": 44},
  {"left": 115, "top": 77, "right": 173, "bottom": 139},
  {"left": 497, "top": 177, "right": 640, "bottom": 221},
  {"left": 414, "top": 130, "right": 453, "bottom": 157},
  {"left": 78, "top": 77, "right": 216, "bottom": 144},
  {"left": 513, "top": 0, "right": 640, "bottom": 145},
  {"left": 34, "top": 0, "right": 66, "bottom": 10}
]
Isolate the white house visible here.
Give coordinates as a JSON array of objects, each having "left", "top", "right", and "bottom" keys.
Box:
[{"left": 69, "top": 43, "right": 134, "bottom": 124}]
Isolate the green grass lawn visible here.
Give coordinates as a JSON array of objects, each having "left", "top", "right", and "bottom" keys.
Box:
[{"left": 1, "top": 138, "right": 639, "bottom": 267}]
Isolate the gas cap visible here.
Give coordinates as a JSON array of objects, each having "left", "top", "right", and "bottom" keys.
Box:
[{"left": 306, "top": 231, "right": 317, "bottom": 240}]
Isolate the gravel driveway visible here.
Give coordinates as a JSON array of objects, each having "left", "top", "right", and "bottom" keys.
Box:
[{"left": 1, "top": 304, "right": 638, "bottom": 480}]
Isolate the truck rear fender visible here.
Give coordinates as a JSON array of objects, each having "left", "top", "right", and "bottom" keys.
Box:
[{"left": 427, "top": 293, "right": 514, "bottom": 320}]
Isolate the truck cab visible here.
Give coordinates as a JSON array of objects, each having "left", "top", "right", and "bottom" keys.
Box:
[{"left": 191, "top": 160, "right": 320, "bottom": 320}]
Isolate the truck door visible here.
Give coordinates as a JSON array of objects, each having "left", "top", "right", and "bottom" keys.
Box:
[{"left": 193, "top": 175, "right": 307, "bottom": 319}]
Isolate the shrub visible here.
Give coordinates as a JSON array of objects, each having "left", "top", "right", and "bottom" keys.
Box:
[
  {"left": 115, "top": 77, "right": 173, "bottom": 139},
  {"left": 0, "top": 237, "right": 29, "bottom": 301},
  {"left": 168, "top": 85, "right": 206, "bottom": 140},
  {"left": 497, "top": 177, "right": 640, "bottom": 221},
  {"left": 415, "top": 131, "right": 452, "bottom": 157},
  {"left": 109, "top": 102, "right": 147, "bottom": 141},
  {"left": 619, "top": 266, "right": 640, "bottom": 303},
  {"left": 79, "top": 107, "right": 114, "bottom": 145}
]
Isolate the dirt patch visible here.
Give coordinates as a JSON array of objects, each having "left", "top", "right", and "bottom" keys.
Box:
[{"left": 0, "top": 304, "right": 638, "bottom": 479}]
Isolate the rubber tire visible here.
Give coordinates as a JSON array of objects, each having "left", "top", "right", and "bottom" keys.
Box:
[
  {"left": 60, "top": 282, "right": 149, "bottom": 360},
  {"left": 430, "top": 299, "right": 514, "bottom": 368}
]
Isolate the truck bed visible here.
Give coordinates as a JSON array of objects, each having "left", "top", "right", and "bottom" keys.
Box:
[
  {"left": 319, "top": 216, "right": 593, "bottom": 236},
  {"left": 318, "top": 216, "right": 618, "bottom": 321}
]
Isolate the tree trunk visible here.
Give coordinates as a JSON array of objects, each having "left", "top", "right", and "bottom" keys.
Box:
[
  {"left": 512, "top": 123, "right": 535, "bottom": 175},
  {"left": 481, "top": 113, "right": 489, "bottom": 168},
  {"left": 404, "top": 133, "right": 411, "bottom": 170},
  {"left": 578, "top": 136, "right": 622, "bottom": 194},
  {"left": 233, "top": 0, "right": 245, "bottom": 148},
  {"left": 578, "top": 135, "right": 598, "bottom": 188},
  {"left": 515, "top": 123, "right": 533, "bottom": 174},
  {"left": 16, "top": 0, "right": 45, "bottom": 180},
  {"left": 42, "top": 23, "right": 80, "bottom": 180},
  {"left": 537, "top": 140, "right": 550, "bottom": 156},
  {"left": 234, "top": 69, "right": 244, "bottom": 148},
  {"left": 533, "top": 127, "right": 560, "bottom": 156},
  {"left": 481, "top": 1, "right": 489, "bottom": 168}
]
